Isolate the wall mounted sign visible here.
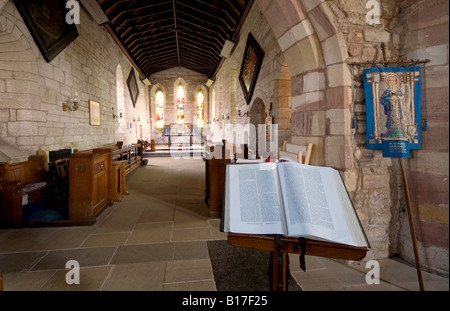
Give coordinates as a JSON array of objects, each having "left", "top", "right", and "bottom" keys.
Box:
[
  {"left": 89, "top": 100, "right": 101, "bottom": 126},
  {"left": 363, "top": 66, "right": 422, "bottom": 158}
]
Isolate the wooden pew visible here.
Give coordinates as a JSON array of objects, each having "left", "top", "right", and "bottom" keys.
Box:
[
  {"left": 47, "top": 154, "right": 71, "bottom": 205},
  {"left": 69, "top": 148, "right": 113, "bottom": 222},
  {"left": 112, "top": 142, "right": 144, "bottom": 176},
  {"left": 204, "top": 139, "right": 238, "bottom": 218},
  {"left": 0, "top": 155, "right": 53, "bottom": 223}
]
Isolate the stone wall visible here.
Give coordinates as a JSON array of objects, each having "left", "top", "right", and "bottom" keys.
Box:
[
  {"left": 331, "top": 0, "right": 449, "bottom": 274},
  {"left": 392, "top": 0, "right": 449, "bottom": 275},
  {"left": 0, "top": 1, "right": 150, "bottom": 158},
  {"left": 249, "top": 0, "right": 448, "bottom": 275}
]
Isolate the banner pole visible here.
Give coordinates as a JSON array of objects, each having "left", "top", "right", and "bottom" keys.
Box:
[{"left": 399, "top": 158, "right": 425, "bottom": 291}]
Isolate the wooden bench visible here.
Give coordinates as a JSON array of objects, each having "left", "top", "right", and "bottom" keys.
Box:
[
  {"left": 112, "top": 143, "right": 144, "bottom": 176},
  {"left": 204, "top": 139, "right": 235, "bottom": 218},
  {"left": 48, "top": 154, "right": 71, "bottom": 204},
  {"left": 0, "top": 155, "right": 53, "bottom": 223},
  {"left": 278, "top": 141, "right": 313, "bottom": 165}
]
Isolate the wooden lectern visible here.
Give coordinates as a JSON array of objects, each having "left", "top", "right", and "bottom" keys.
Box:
[{"left": 227, "top": 233, "right": 369, "bottom": 291}]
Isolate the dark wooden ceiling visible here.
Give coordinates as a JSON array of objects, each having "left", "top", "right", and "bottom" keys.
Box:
[{"left": 97, "top": 0, "right": 254, "bottom": 79}]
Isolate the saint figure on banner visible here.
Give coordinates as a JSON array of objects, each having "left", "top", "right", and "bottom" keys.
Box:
[{"left": 380, "top": 74, "right": 407, "bottom": 139}]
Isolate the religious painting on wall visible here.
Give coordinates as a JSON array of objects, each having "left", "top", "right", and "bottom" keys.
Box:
[
  {"left": 127, "top": 69, "right": 139, "bottom": 108},
  {"left": 13, "top": 0, "right": 79, "bottom": 62},
  {"left": 363, "top": 66, "right": 422, "bottom": 158},
  {"left": 239, "top": 33, "right": 264, "bottom": 104}
]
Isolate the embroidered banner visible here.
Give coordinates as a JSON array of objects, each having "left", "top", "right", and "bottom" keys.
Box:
[{"left": 363, "top": 66, "right": 422, "bottom": 158}]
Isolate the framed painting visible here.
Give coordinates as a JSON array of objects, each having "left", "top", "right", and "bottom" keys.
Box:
[
  {"left": 127, "top": 69, "right": 139, "bottom": 108},
  {"left": 13, "top": 0, "right": 79, "bottom": 62},
  {"left": 239, "top": 33, "right": 264, "bottom": 104},
  {"left": 89, "top": 100, "right": 101, "bottom": 126}
]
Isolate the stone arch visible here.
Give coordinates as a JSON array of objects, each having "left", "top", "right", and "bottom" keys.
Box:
[
  {"left": 211, "top": 89, "right": 216, "bottom": 122},
  {"left": 150, "top": 83, "right": 167, "bottom": 128},
  {"left": 116, "top": 64, "right": 126, "bottom": 117},
  {"left": 258, "top": 0, "right": 352, "bottom": 169},
  {"left": 115, "top": 64, "right": 128, "bottom": 142},
  {"left": 249, "top": 97, "right": 266, "bottom": 158},
  {"left": 194, "top": 84, "right": 208, "bottom": 127},
  {"left": 272, "top": 60, "right": 292, "bottom": 148}
]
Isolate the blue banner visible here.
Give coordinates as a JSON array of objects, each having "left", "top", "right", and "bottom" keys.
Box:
[{"left": 363, "top": 67, "right": 422, "bottom": 158}]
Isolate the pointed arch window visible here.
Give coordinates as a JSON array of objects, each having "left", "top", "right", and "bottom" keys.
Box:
[
  {"left": 197, "top": 91, "right": 204, "bottom": 128},
  {"left": 177, "top": 84, "right": 185, "bottom": 123},
  {"left": 155, "top": 90, "right": 164, "bottom": 128}
]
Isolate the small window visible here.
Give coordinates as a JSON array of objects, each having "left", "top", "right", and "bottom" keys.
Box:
[
  {"left": 177, "top": 85, "right": 185, "bottom": 123},
  {"left": 155, "top": 90, "right": 164, "bottom": 128},
  {"left": 197, "top": 91, "right": 204, "bottom": 128}
]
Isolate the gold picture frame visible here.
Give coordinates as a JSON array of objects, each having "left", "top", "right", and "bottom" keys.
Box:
[
  {"left": 89, "top": 100, "right": 101, "bottom": 126},
  {"left": 239, "top": 33, "right": 264, "bottom": 104}
]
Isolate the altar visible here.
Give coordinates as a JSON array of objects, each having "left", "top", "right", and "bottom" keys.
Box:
[{"left": 168, "top": 123, "right": 193, "bottom": 147}]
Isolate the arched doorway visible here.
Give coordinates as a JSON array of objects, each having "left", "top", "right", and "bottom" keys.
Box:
[{"left": 250, "top": 98, "right": 265, "bottom": 158}]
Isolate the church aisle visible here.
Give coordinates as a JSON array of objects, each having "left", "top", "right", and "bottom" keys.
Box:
[{"left": 0, "top": 157, "right": 447, "bottom": 291}]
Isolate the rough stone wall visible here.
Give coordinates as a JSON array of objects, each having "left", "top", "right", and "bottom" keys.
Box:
[
  {"left": 148, "top": 67, "right": 209, "bottom": 143},
  {"left": 330, "top": 0, "right": 449, "bottom": 274},
  {"left": 392, "top": 0, "right": 449, "bottom": 275},
  {"left": 325, "top": 0, "right": 403, "bottom": 261},
  {"left": 0, "top": 1, "right": 150, "bottom": 157},
  {"left": 251, "top": 0, "right": 448, "bottom": 275}
]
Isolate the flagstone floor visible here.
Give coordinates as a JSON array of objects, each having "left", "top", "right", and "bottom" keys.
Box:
[{"left": 0, "top": 157, "right": 448, "bottom": 291}]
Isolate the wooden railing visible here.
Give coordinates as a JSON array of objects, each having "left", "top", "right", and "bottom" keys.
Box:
[{"left": 112, "top": 143, "right": 144, "bottom": 175}]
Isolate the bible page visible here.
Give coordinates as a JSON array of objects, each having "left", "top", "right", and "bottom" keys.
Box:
[
  {"left": 277, "top": 162, "right": 368, "bottom": 247},
  {"left": 224, "top": 163, "right": 286, "bottom": 235}
]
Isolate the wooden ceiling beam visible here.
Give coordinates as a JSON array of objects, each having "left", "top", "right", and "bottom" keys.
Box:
[
  {"left": 196, "top": 0, "right": 239, "bottom": 23},
  {"left": 137, "top": 50, "right": 179, "bottom": 63},
  {"left": 100, "top": 0, "right": 252, "bottom": 78},
  {"left": 124, "top": 28, "right": 175, "bottom": 46},
  {"left": 177, "top": 2, "right": 234, "bottom": 33},
  {"left": 172, "top": 0, "right": 181, "bottom": 66},
  {"left": 176, "top": 18, "right": 226, "bottom": 43}
]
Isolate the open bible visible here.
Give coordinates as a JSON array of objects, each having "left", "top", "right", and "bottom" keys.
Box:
[{"left": 223, "top": 161, "right": 370, "bottom": 248}]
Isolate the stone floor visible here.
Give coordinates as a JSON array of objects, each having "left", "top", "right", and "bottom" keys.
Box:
[{"left": 0, "top": 157, "right": 448, "bottom": 292}]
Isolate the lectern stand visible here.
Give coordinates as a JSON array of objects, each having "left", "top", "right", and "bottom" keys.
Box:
[{"left": 227, "top": 233, "right": 369, "bottom": 291}]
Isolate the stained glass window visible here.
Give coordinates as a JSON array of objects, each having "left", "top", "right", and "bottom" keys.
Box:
[
  {"left": 177, "top": 84, "right": 185, "bottom": 123},
  {"left": 155, "top": 90, "right": 164, "bottom": 128},
  {"left": 197, "top": 91, "right": 204, "bottom": 128}
]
